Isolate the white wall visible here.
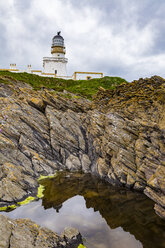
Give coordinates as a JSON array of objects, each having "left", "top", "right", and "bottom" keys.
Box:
[
  {"left": 52, "top": 53, "right": 65, "bottom": 58},
  {"left": 43, "top": 57, "right": 67, "bottom": 76},
  {"left": 75, "top": 73, "right": 103, "bottom": 80},
  {"left": 31, "top": 71, "right": 42, "bottom": 76}
]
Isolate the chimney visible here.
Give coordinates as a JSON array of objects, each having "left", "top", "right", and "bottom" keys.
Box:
[{"left": 10, "top": 64, "right": 17, "bottom": 70}]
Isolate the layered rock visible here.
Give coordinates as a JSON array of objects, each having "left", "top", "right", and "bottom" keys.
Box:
[
  {"left": 0, "top": 214, "right": 82, "bottom": 248},
  {"left": 90, "top": 76, "right": 165, "bottom": 219},
  {"left": 0, "top": 76, "right": 165, "bottom": 219}
]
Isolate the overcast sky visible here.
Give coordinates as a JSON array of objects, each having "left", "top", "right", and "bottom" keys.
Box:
[{"left": 0, "top": 0, "right": 165, "bottom": 81}]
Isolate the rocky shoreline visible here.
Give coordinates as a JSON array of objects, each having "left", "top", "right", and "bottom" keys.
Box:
[
  {"left": 0, "top": 75, "right": 165, "bottom": 245},
  {"left": 0, "top": 214, "right": 83, "bottom": 248}
]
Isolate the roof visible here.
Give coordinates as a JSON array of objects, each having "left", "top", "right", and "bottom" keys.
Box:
[{"left": 53, "top": 31, "right": 64, "bottom": 40}]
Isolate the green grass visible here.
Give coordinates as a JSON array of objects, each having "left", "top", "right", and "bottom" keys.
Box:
[{"left": 0, "top": 71, "right": 128, "bottom": 99}]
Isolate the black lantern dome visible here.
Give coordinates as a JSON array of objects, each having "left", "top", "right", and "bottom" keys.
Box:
[{"left": 52, "top": 31, "right": 64, "bottom": 47}]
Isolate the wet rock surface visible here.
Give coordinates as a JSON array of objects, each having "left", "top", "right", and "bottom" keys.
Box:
[
  {"left": 0, "top": 76, "right": 165, "bottom": 220},
  {"left": 0, "top": 214, "right": 83, "bottom": 248}
]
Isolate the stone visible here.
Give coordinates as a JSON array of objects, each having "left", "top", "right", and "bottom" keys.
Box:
[
  {"left": 144, "top": 187, "right": 165, "bottom": 209},
  {"left": 0, "top": 214, "right": 83, "bottom": 248},
  {"left": 1, "top": 178, "right": 27, "bottom": 202},
  {"left": 81, "top": 154, "right": 91, "bottom": 172},
  {"left": 0, "top": 75, "right": 165, "bottom": 221},
  {"left": 0, "top": 215, "right": 12, "bottom": 248},
  {"left": 154, "top": 204, "right": 165, "bottom": 219},
  {"left": 66, "top": 155, "right": 81, "bottom": 171},
  {"left": 62, "top": 227, "right": 80, "bottom": 240},
  {"left": 97, "top": 157, "right": 109, "bottom": 177},
  {"left": 126, "top": 174, "right": 136, "bottom": 188}
]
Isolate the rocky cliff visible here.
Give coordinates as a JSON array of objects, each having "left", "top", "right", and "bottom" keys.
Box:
[{"left": 0, "top": 75, "right": 165, "bottom": 220}]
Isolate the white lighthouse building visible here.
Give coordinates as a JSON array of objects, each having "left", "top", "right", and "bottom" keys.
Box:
[
  {"left": 3, "top": 31, "right": 103, "bottom": 79},
  {"left": 43, "top": 31, "right": 68, "bottom": 77}
]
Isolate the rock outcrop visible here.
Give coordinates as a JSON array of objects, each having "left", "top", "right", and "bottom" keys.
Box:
[
  {"left": 0, "top": 214, "right": 83, "bottom": 248},
  {"left": 0, "top": 75, "right": 165, "bottom": 219}
]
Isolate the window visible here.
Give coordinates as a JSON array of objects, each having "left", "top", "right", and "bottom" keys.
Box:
[{"left": 55, "top": 70, "right": 57, "bottom": 74}]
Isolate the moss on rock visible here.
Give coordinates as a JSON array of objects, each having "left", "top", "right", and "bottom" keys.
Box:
[
  {"left": 77, "top": 244, "right": 86, "bottom": 248},
  {"left": 17, "top": 196, "right": 35, "bottom": 206},
  {"left": 37, "top": 173, "right": 57, "bottom": 182},
  {"left": 37, "top": 184, "right": 45, "bottom": 198}
]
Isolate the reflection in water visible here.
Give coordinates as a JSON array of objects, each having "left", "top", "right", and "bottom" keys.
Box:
[{"left": 2, "top": 172, "right": 165, "bottom": 248}]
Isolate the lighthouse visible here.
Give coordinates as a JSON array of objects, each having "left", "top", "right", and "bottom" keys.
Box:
[
  {"left": 6, "top": 31, "right": 103, "bottom": 79},
  {"left": 43, "top": 31, "right": 68, "bottom": 77}
]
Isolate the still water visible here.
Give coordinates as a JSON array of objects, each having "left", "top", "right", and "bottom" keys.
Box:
[{"left": 2, "top": 172, "right": 165, "bottom": 248}]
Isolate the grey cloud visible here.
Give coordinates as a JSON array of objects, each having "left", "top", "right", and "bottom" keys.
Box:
[
  {"left": 13, "top": 0, "right": 33, "bottom": 12},
  {"left": 0, "top": 0, "right": 165, "bottom": 81}
]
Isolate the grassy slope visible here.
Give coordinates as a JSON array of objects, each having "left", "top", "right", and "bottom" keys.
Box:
[{"left": 0, "top": 71, "right": 128, "bottom": 99}]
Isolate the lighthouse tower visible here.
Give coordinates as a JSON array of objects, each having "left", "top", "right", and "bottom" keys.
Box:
[{"left": 43, "top": 31, "right": 68, "bottom": 77}]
